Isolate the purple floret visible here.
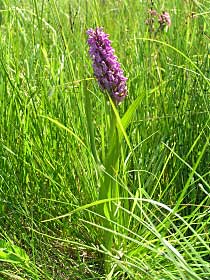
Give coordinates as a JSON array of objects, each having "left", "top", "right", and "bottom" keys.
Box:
[
  {"left": 87, "top": 27, "right": 128, "bottom": 105},
  {"left": 158, "top": 12, "right": 171, "bottom": 28}
]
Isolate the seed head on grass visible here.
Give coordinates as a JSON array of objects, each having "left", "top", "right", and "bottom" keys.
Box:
[{"left": 87, "top": 27, "right": 128, "bottom": 105}]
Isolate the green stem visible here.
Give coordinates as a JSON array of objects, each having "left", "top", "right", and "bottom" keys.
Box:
[{"left": 99, "top": 104, "right": 121, "bottom": 259}]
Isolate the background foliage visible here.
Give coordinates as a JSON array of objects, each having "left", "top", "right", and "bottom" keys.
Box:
[{"left": 0, "top": 0, "right": 209, "bottom": 279}]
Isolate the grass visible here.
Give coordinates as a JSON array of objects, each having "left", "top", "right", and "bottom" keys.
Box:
[{"left": 0, "top": 0, "right": 209, "bottom": 279}]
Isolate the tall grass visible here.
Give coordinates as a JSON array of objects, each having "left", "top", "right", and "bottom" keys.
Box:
[{"left": 0, "top": 0, "right": 209, "bottom": 279}]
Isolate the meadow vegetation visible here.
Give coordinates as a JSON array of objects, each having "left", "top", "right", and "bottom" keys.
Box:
[{"left": 0, "top": 0, "right": 209, "bottom": 279}]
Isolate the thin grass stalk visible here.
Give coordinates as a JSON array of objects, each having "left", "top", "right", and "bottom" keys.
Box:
[{"left": 84, "top": 80, "right": 100, "bottom": 165}]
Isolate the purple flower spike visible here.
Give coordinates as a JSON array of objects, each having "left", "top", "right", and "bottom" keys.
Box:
[
  {"left": 87, "top": 27, "right": 128, "bottom": 105},
  {"left": 158, "top": 12, "right": 171, "bottom": 28}
]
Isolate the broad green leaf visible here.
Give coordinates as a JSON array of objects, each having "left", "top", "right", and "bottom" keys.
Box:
[{"left": 0, "top": 240, "right": 29, "bottom": 264}]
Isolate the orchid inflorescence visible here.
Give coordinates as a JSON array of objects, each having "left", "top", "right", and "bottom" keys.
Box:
[
  {"left": 146, "top": 9, "right": 171, "bottom": 33},
  {"left": 87, "top": 27, "right": 128, "bottom": 105}
]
